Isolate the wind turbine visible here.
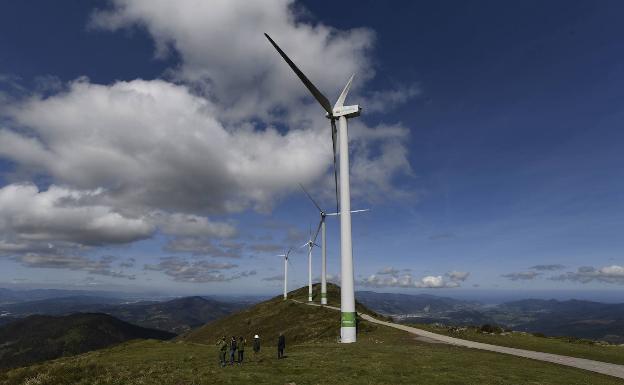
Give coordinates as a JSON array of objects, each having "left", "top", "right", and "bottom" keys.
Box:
[
  {"left": 277, "top": 248, "right": 293, "bottom": 300},
  {"left": 265, "top": 33, "right": 362, "bottom": 343},
  {"left": 300, "top": 228, "right": 319, "bottom": 303},
  {"left": 299, "top": 184, "right": 369, "bottom": 306}
]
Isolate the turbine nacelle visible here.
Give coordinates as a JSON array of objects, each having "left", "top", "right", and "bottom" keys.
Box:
[{"left": 328, "top": 105, "right": 361, "bottom": 119}]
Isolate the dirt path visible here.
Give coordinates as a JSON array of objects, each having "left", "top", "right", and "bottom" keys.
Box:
[{"left": 292, "top": 299, "right": 624, "bottom": 380}]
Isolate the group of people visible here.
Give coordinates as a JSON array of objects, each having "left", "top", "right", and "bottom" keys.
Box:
[{"left": 217, "top": 333, "right": 286, "bottom": 367}]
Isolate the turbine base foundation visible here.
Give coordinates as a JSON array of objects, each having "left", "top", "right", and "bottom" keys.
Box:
[
  {"left": 321, "top": 297, "right": 327, "bottom": 305},
  {"left": 308, "top": 296, "right": 312, "bottom": 302},
  {"left": 341, "top": 327, "right": 356, "bottom": 343}
]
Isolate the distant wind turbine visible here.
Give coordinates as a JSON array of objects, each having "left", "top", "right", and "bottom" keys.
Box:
[
  {"left": 277, "top": 248, "right": 293, "bottom": 300},
  {"left": 299, "top": 184, "right": 368, "bottom": 305},
  {"left": 300, "top": 228, "right": 319, "bottom": 303},
  {"left": 265, "top": 29, "right": 362, "bottom": 343}
]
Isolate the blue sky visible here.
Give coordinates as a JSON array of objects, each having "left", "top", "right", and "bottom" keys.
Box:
[{"left": 0, "top": 1, "right": 623, "bottom": 298}]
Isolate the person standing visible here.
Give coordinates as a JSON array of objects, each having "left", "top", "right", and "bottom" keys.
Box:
[
  {"left": 217, "top": 336, "right": 227, "bottom": 367},
  {"left": 229, "top": 336, "right": 237, "bottom": 365},
  {"left": 253, "top": 334, "right": 260, "bottom": 357},
  {"left": 277, "top": 332, "right": 285, "bottom": 359},
  {"left": 237, "top": 336, "right": 246, "bottom": 364}
]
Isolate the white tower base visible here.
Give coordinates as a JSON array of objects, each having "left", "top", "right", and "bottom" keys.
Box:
[{"left": 341, "top": 325, "right": 356, "bottom": 343}]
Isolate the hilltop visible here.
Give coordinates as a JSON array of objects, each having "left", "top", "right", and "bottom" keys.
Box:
[
  {"left": 1, "top": 285, "right": 623, "bottom": 385},
  {"left": 0, "top": 313, "right": 174, "bottom": 370},
  {"left": 181, "top": 283, "right": 385, "bottom": 345}
]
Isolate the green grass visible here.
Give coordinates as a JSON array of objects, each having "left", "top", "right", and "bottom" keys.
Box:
[
  {"left": 411, "top": 323, "right": 624, "bottom": 366},
  {"left": 3, "top": 325, "right": 622, "bottom": 385}
]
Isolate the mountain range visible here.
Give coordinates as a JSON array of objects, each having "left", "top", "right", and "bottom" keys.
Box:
[
  {"left": 0, "top": 313, "right": 174, "bottom": 370},
  {"left": 0, "top": 295, "right": 244, "bottom": 334},
  {"left": 356, "top": 293, "right": 624, "bottom": 343}
]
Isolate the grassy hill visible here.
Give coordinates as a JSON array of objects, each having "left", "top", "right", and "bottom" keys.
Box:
[
  {"left": 1, "top": 286, "right": 623, "bottom": 385},
  {"left": 0, "top": 313, "right": 174, "bottom": 370},
  {"left": 181, "top": 283, "right": 384, "bottom": 345}
]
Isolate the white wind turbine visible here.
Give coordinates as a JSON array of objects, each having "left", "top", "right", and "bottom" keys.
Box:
[
  {"left": 300, "top": 227, "right": 319, "bottom": 303},
  {"left": 277, "top": 247, "right": 293, "bottom": 300},
  {"left": 299, "top": 184, "right": 368, "bottom": 306},
  {"left": 265, "top": 33, "right": 362, "bottom": 343}
]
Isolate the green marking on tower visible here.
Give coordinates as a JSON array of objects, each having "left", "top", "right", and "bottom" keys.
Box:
[{"left": 341, "top": 312, "right": 356, "bottom": 327}]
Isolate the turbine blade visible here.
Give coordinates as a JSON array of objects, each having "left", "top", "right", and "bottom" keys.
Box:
[
  {"left": 264, "top": 33, "right": 333, "bottom": 115},
  {"left": 312, "top": 219, "right": 322, "bottom": 245},
  {"left": 299, "top": 183, "right": 323, "bottom": 212},
  {"left": 325, "top": 209, "right": 369, "bottom": 216},
  {"left": 300, "top": 242, "right": 308, "bottom": 249},
  {"left": 334, "top": 74, "right": 355, "bottom": 109},
  {"left": 331, "top": 119, "right": 339, "bottom": 214}
]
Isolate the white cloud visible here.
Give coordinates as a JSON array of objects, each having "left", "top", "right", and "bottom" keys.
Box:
[
  {"left": 447, "top": 271, "right": 470, "bottom": 282},
  {"left": 89, "top": 0, "right": 376, "bottom": 122},
  {"left": 529, "top": 264, "right": 565, "bottom": 271},
  {"left": 501, "top": 271, "right": 540, "bottom": 281},
  {"left": 416, "top": 275, "right": 459, "bottom": 288},
  {"left": 377, "top": 266, "right": 400, "bottom": 275},
  {"left": 1, "top": 79, "right": 410, "bottom": 216},
  {"left": 155, "top": 212, "right": 237, "bottom": 238},
  {"left": 144, "top": 256, "right": 254, "bottom": 283},
  {"left": 15, "top": 253, "right": 135, "bottom": 279},
  {"left": 0, "top": 1, "right": 417, "bottom": 264},
  {"left": 0, "top": 183, "right": 153, "bottom": 246},
  {"left": 361, "top": 270, "right": 463, "bottom": 289},
  {"left": 163, "top": 237, "right": 244, "bottom": 258},
  {"left": 550, "top": 265, "right": 624, "bottom": 284}
]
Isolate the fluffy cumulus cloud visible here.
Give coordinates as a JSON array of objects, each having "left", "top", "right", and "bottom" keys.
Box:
[
  {"left": 501, "top": 271, "right": 540, "bottom": 281},
  {"left": 361, "top": 267, "right": 467, "bottom": 289},
  {"left": 0, "top": 183, "right": 153, "bottom": 246},
  {"left": 550, "top": 265, "right": 624, "bottom": 285},
  {"left": 145, "top": 256, "right": 255, "bottom": 283},
  {"left": 0, "top": 0, "right": 418, "bottom": 283},
  {"left": 89, "top": 0, "right": 376, "bottom": 121}
]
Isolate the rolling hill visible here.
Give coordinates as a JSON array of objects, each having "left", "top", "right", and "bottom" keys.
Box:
[
  {"left": 0, "top": 313, "right": 175, "bottom": 370},
  {"left": 1, "top": 285, "right": 622, "bottom": 385}
]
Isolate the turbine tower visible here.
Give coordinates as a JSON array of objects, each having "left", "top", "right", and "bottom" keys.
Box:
[
  {"left": 300, "top": 230, "right": 319, "bottom": 302},
  {"left": 265, "top": 33, "right": 362, "bottom": 343},
  {"left": 299, "top": 184, "right": 368, "bottom": 306},
  {"left": 277, "top": 248, "right": 293, "bottom": 300}
]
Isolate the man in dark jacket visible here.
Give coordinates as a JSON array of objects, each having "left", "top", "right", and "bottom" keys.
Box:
[
  {"left": 237, "top": 336, "right": 246, "bottom": 364},
  {"left": 229, "top": 336, "right": 237, "bottom": 365},
  {"left": 253, "top": 334, "right": 260, "bottom": 355},
  {"left": 277, "top": 332, "right": 285, "bottom": 359}
]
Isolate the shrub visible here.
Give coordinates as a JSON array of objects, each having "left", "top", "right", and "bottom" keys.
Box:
[{"left": 480, "top": 324, "right": 503, "bottom": 334}]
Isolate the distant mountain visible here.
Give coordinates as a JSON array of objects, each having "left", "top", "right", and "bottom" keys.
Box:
[
  {"left": 0, "top": 288, "right": 128, "bottom": 305},
  {"left": 355, "top": 291, "right": 480, "bottom": 315},
  {"left": 0, "top": 295, "right": 243, "bottom": 334},
  {"left": 0, "top": 295, "right": 127, "bottom": 314},
  {"left": 99, "top": 296, "right": 242, "bottom": 334},
  {"left": 493, "top": 299, "right": 624, "bottom": 343},
  {"left": 0, "top": 313, "right": 174, "bottom": 370},
  {"left": 362, "top": 294, "right": 624, "bottom": 343}
]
